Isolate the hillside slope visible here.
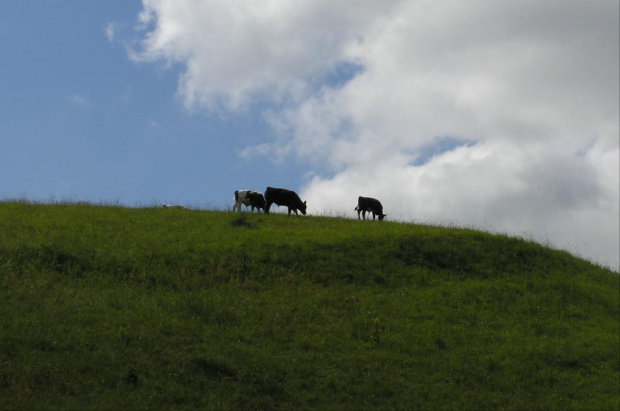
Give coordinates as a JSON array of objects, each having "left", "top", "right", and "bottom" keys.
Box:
[{"left": 0, "top": 202, "right": 618, "bottom": 410}]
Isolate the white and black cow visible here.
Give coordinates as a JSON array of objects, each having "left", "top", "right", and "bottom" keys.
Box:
[
  {"left": 264, "top": 187, "right": 307, "bottom": 216},
  {"left": 233, "top": 190, "right": 266, "bottom": 212},
  {"left": 355, "top": 196, "right": 387, "bottom": 221}
]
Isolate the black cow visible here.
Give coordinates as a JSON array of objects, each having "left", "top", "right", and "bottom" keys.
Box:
[
  {"left": 264, "top": 187, "right": 307, "bottom": 216},
  {"left": 355, "top": 196, "right": 387, "bottom": 221},
  {"left": 233, "top": 190, "right": 266, "bottom": 212}
]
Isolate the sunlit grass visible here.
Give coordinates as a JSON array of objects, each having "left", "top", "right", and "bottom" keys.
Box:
[{"left": 0, "top": 201, "right": 618, "bottom": 410}]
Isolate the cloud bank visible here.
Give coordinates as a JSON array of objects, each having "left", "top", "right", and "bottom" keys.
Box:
[{"left": 131, "top": 0, "right": 619, "bottom": 269}]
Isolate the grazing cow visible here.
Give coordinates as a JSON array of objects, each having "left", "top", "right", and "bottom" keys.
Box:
[
  {"left": 162, "top": 204, "right": 187, "bottom": 210},
  {"left": 264, "top": 187, "right": 307, "bottom": 216},
  {"left": 355, "top": 196, "right": 387, "bottom": 221},
  {"left": 233, "top": 190, "right": 266, "bottom": 213}
]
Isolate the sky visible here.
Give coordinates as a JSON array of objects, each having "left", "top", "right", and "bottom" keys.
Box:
[{"left": 1, "top": 1, "right": 618, "bottom": 270}]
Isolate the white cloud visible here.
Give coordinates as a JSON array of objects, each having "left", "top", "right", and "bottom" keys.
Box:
[
  {"left": 131, "top": 0, "right": 403, "bottom": 111},
  {"left": 68, "top": 93, "right": 94, "bottom": 108},
  {"left": 104, "top": 22, "right": 119, "bottom": 43},
  {"left": 131, "top": 0, "right": 619, "bottom": 269}
]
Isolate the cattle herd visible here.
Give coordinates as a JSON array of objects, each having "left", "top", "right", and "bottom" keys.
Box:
[
  {"left": 232, "top": 187, "right": 387, "bottom": 221},
  {"left": 162, "top": 187, "right": 387, "bottom": 220}
]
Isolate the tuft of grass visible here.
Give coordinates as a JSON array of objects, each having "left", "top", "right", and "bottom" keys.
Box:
[
  {"left": 230, "top": 211, "right": 255, "bottom": 228},
  {"left": 0, "top": 202, "right": 618, "bottom": 410}
]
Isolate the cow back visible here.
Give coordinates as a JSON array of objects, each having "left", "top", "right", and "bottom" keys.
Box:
[{"left": 358, "top": 196, "right": 383, "bottom": 211}]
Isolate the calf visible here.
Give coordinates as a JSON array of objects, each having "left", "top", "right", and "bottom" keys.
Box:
[
  {"left": 355, "top": 196, "right": 387, "bottom": 221},
  {"left": 264, "top": 187, "right": 307, "bottom": 216},
  {"left": 233, "top": 190, "right": 266, "bottom": 212}
]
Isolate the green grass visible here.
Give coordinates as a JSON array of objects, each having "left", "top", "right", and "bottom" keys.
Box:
[{"left": 1, "top": 202, "right": 618, "bottom": 410}]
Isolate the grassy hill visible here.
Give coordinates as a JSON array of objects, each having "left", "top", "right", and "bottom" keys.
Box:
[{"left": 0, "top": 202, "right": 618, "bottom": 410}]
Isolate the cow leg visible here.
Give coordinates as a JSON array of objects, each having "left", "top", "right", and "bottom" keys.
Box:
[
  {"left": 372, "top": 212, "right": 376, "bottom": 220},
  {"left": 362, "top": 210, "right": 367, "bottom": 220},
  {"left": 265, "top": 202, "right": 272, "bottom": 214}
]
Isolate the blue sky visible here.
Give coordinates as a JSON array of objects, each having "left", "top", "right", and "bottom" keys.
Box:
[
  {"left": 2, "top": 1, "right": 618, "bottom": 269},
  {"left": 1, "top": 1, "right": 305, "bottom": 207}
]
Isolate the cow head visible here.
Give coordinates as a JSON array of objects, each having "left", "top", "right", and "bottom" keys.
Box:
[
  {"left": 378, "top": 213, "right": 387, "bottom": 221},
  {"left": 251, "top": 192, "right": 266, "bottom": 208},
  {"left": 300, "top": 201, "right": 307, "bottom": 215}
]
